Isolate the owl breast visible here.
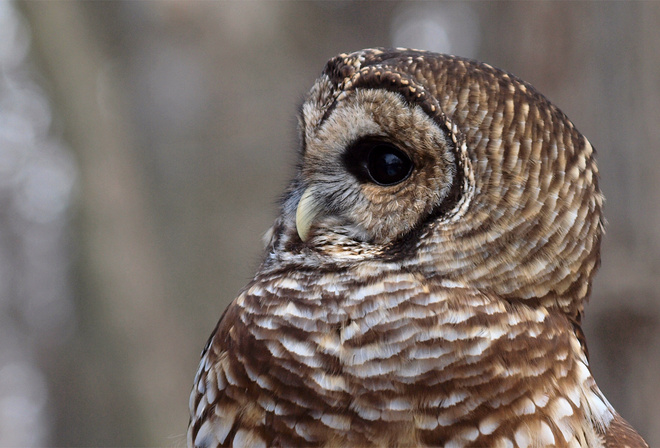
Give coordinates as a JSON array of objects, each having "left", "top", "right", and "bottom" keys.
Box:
[{"left": 192, "top": 265, "right": 611, "bottom": 447}]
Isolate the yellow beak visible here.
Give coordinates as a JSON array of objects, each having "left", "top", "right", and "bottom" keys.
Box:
[{"left": 295, "top": 187, "right": 321, "bottom": 242}]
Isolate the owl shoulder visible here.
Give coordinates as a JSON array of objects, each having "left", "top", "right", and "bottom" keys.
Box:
[{"left": 603, "top": 413, "right": 649, "bottom": 448}]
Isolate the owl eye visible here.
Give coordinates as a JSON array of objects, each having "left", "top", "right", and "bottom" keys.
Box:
[
  {"left": 366, "top": 144, "right": 413, "bottom": 185},
  {"left": 344, "top": 139, "right": 413, "bottom": 186}
]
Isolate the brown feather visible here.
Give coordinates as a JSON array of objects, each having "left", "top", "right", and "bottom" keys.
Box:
[{"left": 603, "top": 414, "right": 649, "bottom": 448}]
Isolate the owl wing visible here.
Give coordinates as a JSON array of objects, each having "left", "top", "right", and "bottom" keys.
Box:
[
  {"left": 188, "top": 302, "right": 264, "bottom": 448},
  {"left": 188, "top": 297, "right": 302, "bottom": 448},
  {"left": 604, "top": 413, "right": 649, "bottom": 448}
]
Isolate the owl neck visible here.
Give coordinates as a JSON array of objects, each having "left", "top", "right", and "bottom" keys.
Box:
[{"left": 265, "top": 238, "right": 593, "bottom": 323}]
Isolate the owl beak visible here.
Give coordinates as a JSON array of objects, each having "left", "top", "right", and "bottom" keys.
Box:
[{"left": 296, "top": 186, "right": 321, "bottom": 242}]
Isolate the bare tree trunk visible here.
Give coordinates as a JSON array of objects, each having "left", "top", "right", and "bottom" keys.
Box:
[{"left": 20, "top": 2, "right": 190, "bottom": 445}]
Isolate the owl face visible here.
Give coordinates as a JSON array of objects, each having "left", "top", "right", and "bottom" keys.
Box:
[
  {"left": 296, "top": 88, "right": 456, "bottom": 246},
  {"left": 267, "top": 48, "right": 602, "bottom": 315}
]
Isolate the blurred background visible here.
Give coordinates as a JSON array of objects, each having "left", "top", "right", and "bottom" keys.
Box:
[{"left": 0, "top": 1, "right": 658, "bottom": 446}]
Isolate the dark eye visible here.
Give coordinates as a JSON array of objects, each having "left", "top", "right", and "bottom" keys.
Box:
[
  {"left": 366, "top": 144, "right": 413, "bottom": 185},
  {"left": 343, "top": 139, "right": 413, "bottom": 186}
]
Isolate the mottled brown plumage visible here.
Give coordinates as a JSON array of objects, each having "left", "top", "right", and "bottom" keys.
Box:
[{"left": 188, "top": 48, "right": 648, "bottom": 447}]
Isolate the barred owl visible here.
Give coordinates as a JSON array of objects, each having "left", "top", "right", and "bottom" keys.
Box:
[{"left": 188, "top": 48, "right": 648, "bottom": 447}]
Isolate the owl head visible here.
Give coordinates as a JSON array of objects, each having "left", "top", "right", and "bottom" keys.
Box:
[{"left": 265, "top": 48, "right": 603, "bottom": 317}]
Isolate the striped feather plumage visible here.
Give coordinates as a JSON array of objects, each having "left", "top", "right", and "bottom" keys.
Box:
[{"left": 188, "top": 48, "right": 648, "bottom": 447}]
